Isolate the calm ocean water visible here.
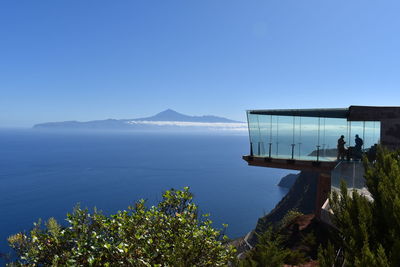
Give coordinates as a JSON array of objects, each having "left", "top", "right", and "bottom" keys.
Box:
[{"left": 0, "top": 129, "right": 290, "bottom": 255}]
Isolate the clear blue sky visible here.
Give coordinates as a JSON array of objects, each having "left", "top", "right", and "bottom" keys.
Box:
[{"left": 1, "top": 0, "right": 400, "bottom": 127}]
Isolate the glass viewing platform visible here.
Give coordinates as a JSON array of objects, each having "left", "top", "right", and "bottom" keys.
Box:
[{"left": 247, "top": 108, "right": 380, "bottom": 163}]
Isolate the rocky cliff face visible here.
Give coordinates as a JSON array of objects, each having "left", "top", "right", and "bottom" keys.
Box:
[
  {"left": 278, "top": 173, "right": 299, "bottom": 188},
  {"left": 248, "top": 171, "right": 319, "bottom": 245}
]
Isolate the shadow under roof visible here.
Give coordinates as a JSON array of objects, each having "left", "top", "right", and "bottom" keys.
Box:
[{"left": 248, "top": 108, "right": 349, "bottom": 119}]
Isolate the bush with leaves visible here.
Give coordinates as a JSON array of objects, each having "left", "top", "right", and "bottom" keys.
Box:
[
  {"left": 278, "top": 209, "right": 303, "bottom": 229},
  {"left": 319, "top": 146, "right": 400, "bottom": 267},
  {"left": 7, "top": 187, "right": 236, "bottom": 266}
]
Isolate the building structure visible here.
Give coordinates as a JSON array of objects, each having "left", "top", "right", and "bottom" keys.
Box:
[{"left": 243, "top": 106, "right": 400, "bottom": 218}]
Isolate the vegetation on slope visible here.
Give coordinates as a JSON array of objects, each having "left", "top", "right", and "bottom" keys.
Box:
[
  {"left": 239, "top": 211, "right": 307, "bottom": 266},
  {"left": 239, "top": 210, "right": 332, "bottom": 266},
  {"left": 249, "top": 171, "right": 319, "bottom": 246}
]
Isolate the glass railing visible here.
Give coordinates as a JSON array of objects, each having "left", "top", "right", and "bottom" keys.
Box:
[
  {"left": 330, "top": 161, "right": 372, "bottom": 200},
  {"left": 247, "top": 111, "right": 380, "bottom": 162}
]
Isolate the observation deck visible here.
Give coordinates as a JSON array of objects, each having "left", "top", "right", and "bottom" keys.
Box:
[
  {"left": 243, "top": 106, "right": 381, "bottom": 170},
  {"left": 243, "top": 106, "right": 400, "bottom": 217}
]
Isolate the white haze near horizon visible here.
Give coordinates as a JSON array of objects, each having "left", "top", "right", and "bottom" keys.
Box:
[
  {"left": 125, "top": 120, "right": 379, "bottom": 135},
  {"left": 127, "top": 120, "right": 248, "bottom": 131}
]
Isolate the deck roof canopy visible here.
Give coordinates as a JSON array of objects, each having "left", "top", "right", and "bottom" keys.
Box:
[
  {"left": 248, "top": 108, "right": 349, "bottom": 119},
  {"left": 249, "top": 106, "right": 400, "bottom": 121}
]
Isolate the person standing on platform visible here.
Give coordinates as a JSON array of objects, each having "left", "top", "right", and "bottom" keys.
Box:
[
  {"left": 337, "top": 135, "right": 346, "bottom": 160},
  {"left": 354, "top": 134, "right": 364, "bottom": 160},
  {"left": 355, "top": 134, "right": 363, "bottom": 152}
]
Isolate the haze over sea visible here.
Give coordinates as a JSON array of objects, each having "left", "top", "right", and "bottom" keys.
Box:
[{"left": 0, "top": 129, "right": 291, "bottom": 254}]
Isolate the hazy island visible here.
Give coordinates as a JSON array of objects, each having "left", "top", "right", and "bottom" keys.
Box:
[{"left": 33, "top": 109, "right": 246, "bottom": 131}]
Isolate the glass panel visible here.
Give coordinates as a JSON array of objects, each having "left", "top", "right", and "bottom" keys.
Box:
[
  {"left": 271, "top": 115, "right": 280, "bottom": 157},
  {"left": 347, "top": 120, "right": 352, "bottom": 147},
  {"left": 364, "top": 121, "right": 381, "bottom": 150},
  {"left": 298, "top": 116, "right": 320, "bottom": 161},
  {"left": 276, "top": 115, "right": 294, "bottom": 159},
  {"left": 331, "top": 161, "right": 372, "bottom": 200},
  {"left": 247, "top": 112, "right": 261, "bottom": 156},
  {"left": 323, "top": 118, "right": 348, "bottom": 161},
  {"left": 320, "top": 118, "right": 327, "bottom": 158},
  {"left": 267, "top": 115, "right": 275, "bottom": 158},
  {"left": 258, "top": 114, "right": 270, "bottom": 156},
  {"left": 293, "top": 116, "right": 301, "bottom": 159},
  {"left": 350, "top": 121, "right": 364, "bottom": 149},
  {"left": 295, "top": 117, "right": 303, "bottom": 159}
]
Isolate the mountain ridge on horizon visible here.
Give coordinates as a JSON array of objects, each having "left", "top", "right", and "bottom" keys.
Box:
[
  {"left": 33, "top": 109, "right": 244, "bottom": 130},
  {"left": 129, "top": 109, "right": 242, "bottom": 123}
]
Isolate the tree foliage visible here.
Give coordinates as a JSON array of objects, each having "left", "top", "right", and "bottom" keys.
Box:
[
  {"left": 319, "top": 146, "right": 400, "bottom": 266},
  {"left": 238, "top": 227, "right": 291, "bottom": 267},
  {"left": 317, "top": 241, "right": 336, "bottom": 267},
  {"left": 278, "top": 209, "right": 304, "bottom": 229},
  {"left": 238, "top": 212, "right": 307, "bottom": 267},
  {"left": 7, "top": 187, "right": 236, "bottom": 266}
]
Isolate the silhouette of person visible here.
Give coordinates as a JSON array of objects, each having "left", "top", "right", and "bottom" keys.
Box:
[
  {"left": 353, "top": 134, "right": 364, "bottom": 160},
  {"left": 355, "top": 134, "right": 363, "bottom": 151},
  {"left": 337, "top": 135, "right": 346, "bottom": 160}
]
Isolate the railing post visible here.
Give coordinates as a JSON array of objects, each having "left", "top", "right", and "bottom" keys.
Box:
[
  {"left": 291, "top": 144, "right": 295, "bottom": 159},
  {"left": 316, "top": 145, "right": 320, "bottom": 162},
  {"left": 268, "top": 143, "right": 272, "bottom": 158},
  {"left": 250, "top": 142, "right": 253, "bottom": 156}
]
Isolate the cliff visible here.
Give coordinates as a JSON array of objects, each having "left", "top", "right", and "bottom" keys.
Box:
[
  {"left": 278, "top": 173, "right": 299, "bottom": 188},
  {"left": 247, "top": 171, "right": 319, "bottom": 246}
]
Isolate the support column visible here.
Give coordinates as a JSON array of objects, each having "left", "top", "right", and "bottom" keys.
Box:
[{"left": 315, "top": 172, "right": 331, "bottom": 218}]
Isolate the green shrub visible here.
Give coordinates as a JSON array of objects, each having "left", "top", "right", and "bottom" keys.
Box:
[
  {"left": 319, "top": 146, "right": 400, "bottom": 266},
  {"left": 238, "top": 224, "right": 307, "bottom": 267},
  {"left": 278, "top": 209, "right": 303, "bottom": 229},
  {"left": 7, "top": 187, "right": 236, "bottom": 266},
  {"left": 238, "top": 227, "right": 289, "bottom": 267}
]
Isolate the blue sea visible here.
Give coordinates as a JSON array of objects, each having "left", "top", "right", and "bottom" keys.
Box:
[{"left": 0, "top": 129, "right": 290, "bottom": 257}]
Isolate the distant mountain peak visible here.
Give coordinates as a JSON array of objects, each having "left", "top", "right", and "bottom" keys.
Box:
[
  {"left": 164, "top": 108, "right": 177, "bottom": 113},
  {"left": 155, "top": 109, "right": 182, "bottom": 116},
  {"left": 134, "top": 110, "right": 241, "bottom": 123},
  {"left": 144, "top": 109, "right": 188, "bottom": 121}
]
